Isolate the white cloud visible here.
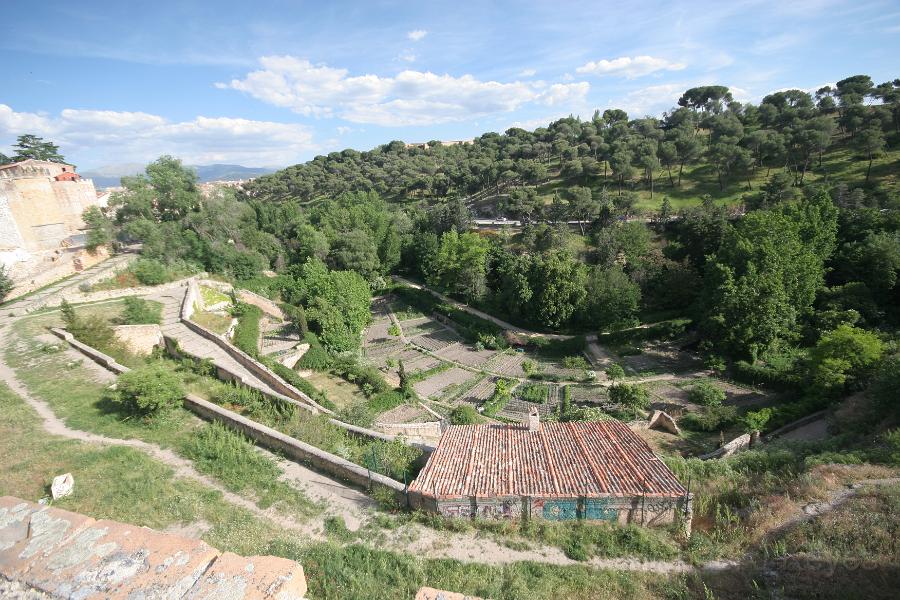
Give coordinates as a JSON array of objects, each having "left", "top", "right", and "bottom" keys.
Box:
[
  {"left": 220, "top": 56, "right": 591, "bottom": 126},
  {"left": 0, "top": 104, "right": 317, "bottom": 168},
  {"left": 519, "top": 68, "right": 537, "bottom": 77},
  {"left": 336, "top": 126, "right": 354, "bottom": 135},
  {"left": 398, "top": 49, "right": 417, "bottom": 63},
  {"left": 576, "top": 55, "right": 686, "bottom": 79},
  {"left": 407, "top": 30, "right": 428, "bottom": 41}
]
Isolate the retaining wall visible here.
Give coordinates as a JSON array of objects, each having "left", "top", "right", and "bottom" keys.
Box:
[
  {"left": 700, "top": 433, "right": 752, "bottom": 460},
  {"left": 52, "top": 327, "right": 419, "bottom": 506},
  {"left": 182, "top": 280, "right": 335, "bottom": 415},
  {"left": 50, "top": 328, "right": 129, "bottom": 375},
  {"left": 374, "top": 420, "right": 444, "bottom": 439},
  {"left": 184, "top": 394, "right": 412, "bottom": 506}
]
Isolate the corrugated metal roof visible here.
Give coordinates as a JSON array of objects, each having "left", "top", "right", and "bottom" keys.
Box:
[{"left": 409, "top": 421, "right": 686, "bottom": 499}]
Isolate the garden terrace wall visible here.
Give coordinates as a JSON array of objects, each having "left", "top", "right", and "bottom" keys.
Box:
[
  {"left": 181, "top": 280, "right": 336, "bottom": 416},
  {"left": 50, "top": 328, "right": 420, "bottom": 506},
  {"left": 162, "top": 334, "right": 434, "bottom": 457},
  {"left": 50, "top": 328, "right": 129, "bottom": 375},
  {"left": 373, "top": 420, "right": 444, "bottom": 440},
  {"left": 183, "top": 394, "right": 412, "bottom": 506}
]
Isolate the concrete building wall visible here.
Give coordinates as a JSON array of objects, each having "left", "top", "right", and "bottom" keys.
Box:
[{"left": 417, "top": 494, "right": 690, "bottom": 529}]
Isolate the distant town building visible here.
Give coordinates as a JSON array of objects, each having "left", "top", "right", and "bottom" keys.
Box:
[
  {"left": 409, "top": 412, "right": 691, "bottom": 530},
  {"left": 0, "top": 159, "right": 106, "bottom": 296},
  {"left": 404, "top": 140, "right": 473, "bottom": 150}
]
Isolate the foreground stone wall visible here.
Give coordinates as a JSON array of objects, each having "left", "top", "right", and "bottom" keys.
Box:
[{"left": 0, "top": 496, "right": 307, "bottom": 599}]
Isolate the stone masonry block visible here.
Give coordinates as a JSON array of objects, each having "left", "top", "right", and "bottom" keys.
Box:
[{"left": 184, "top": 551, "right": 307, "bottom": 599}]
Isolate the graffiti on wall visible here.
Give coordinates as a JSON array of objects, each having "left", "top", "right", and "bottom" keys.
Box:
[
  {"left": 583, "top": 498, "right": 619, "bottom": 521},
  {"left": 541, "top": 499, "right": 578, "bottom": 521}
]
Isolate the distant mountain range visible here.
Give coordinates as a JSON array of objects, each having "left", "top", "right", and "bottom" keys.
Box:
[{"left": 80, "top": 163, "right": 275, "bottom": 189}]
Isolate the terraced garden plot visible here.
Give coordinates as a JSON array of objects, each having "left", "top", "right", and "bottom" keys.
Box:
[
  {"left": 396, "top": 315, "right": 431, "bottom": 328},
  {"left": 457, "top": 375, "right": 498, "bottom": 405},
  {"left": 402, "top": 320, "right": 448, "bottom": 339},
  {"left": 260, "top": 322, "right": 301, "bottom": 356},
  {"left": 618, "top": 342, "right": 704, "bottom": 374},
  {"left": 413, "top": 366, "right": 478, "bottom": 399},
  {"left": 387, "top": 297, "right": 425, "bottom": 321},
  {"left": 485, "top": 351, "right": 528, "bottom": 377},
  {"left": 410, "top": 329, "right": 460, "bottom": 352},
  {"left": 403, "top": 353, "right": 442, "bottom": 372},
  {"left": 498, "top": 397, "right": 556, "bottom": 420},
  {"left": 566, "top": 385, "right": 610, "bottom": 404},
  {"left": 534, "top": 360, "right": 586, "bottom": 380},
  {"left": 370, "top": 296, "right": 394, "bottom": 320},
  {"left": 436, "top": 343, "right": 498, "bottom": 367},
  {"left": 514, "top": 382, "right": 552, "bottom": 404},
  {"left": 364, "top": 320, "right": 396, "bottom": 345},
  {"left": 439, "top": 372, "right": 488, "bottom": 404},
  {"left": 376, "top": 403, "right": 432, "bottom": 424},
  {"left": 365, "top": 341, "right": 406, "bottom": 367}
]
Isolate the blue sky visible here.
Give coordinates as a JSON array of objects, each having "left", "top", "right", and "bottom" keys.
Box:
[{"left": 1, "top": 0, "right": 898, "bottom": 170}]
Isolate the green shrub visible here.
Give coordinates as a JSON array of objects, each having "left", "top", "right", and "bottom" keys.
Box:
[
  {"left": 0, "top": 264, "right": 13, "bottom": 303},
  {"left": 280, "top": 303, "right": 309, "bottom": 339},
  {"left": 131, "top": 259, "right": 170, "bottom": 286},
  {"left": 482, "top": 379, "right": 514, "bottom": 416},
  {"left": 120, "top": 297, "right": 162, "bottom": 325},
  {"left": 680, "top": 405, "right": 738, "bottom": 432},
  {"left": 732, "top": 360, "right": 801, "bottom": 391},
  {"left": 605, "top": 363, "right": 625, "bottom": 380},
  {"left": 517, "top": 383, "right": 549, "bottom": 404},
  {"left": 296, "top": 333, "right": 333, "bottom": 371},
  {"left": 450, "top": 404, "right": 481, "bottom": 424},
  {"left": 331, "top": 355, "right": 390, "bottom": 396},
  {"left": 688, "top": 381, "right": 726, "bottom": 406},
  {"left": 562, "top": 355, "right": 589, "bottom": 370},
  {"left": 231, "top": 303, "right": 262, "bottom": 356},
  {"left": 367, "top": 390, "right": 406, "bottom": 414},
  {"left": 364, "top": 438, "right": 422, "bottom": 481},
  {"left": 608, "top": 383, "right": 650, "bottom": 417},
  {"left": 113, "top": 363, "right": 184, "bottom": 416},
  {"left": 339, "top": 403, "right": 377, "bottom": 428}
]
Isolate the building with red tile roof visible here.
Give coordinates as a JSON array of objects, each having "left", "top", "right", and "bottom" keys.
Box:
[{"left": 408, "top": 412, "right": 691, "bottom": 530}]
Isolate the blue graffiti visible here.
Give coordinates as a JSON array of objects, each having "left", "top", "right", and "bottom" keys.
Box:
[{"left": 583, "top": 499, "right": 619, "bottom": 521}]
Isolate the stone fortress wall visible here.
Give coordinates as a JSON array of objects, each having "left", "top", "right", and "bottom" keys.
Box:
[{"left": 0, "top": 160, "right": 102, "bottom": 293}]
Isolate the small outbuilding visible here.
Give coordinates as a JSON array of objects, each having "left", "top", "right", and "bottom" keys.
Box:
[{"left": 408, "top": 409, "right": 691, "bottom": 530}]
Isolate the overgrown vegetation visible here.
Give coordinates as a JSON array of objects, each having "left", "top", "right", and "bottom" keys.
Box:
[{"left": 111, "top": 363, "right": 184, "bottom": 417}]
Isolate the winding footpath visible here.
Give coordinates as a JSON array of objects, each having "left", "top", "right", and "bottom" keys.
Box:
[{"left": 0, "top": 322, "right": 316, "bottom": 538}]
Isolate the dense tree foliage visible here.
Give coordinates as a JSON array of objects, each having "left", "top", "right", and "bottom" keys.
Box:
[{"left": 82, "top": 75, "right": 899, "bottom": 421}]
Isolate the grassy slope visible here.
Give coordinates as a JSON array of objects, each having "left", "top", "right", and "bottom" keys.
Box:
[
  {"left": 476, "top": 136, "right": 899, "bottom": 215},
  {"left": 0, "top": 376, "right": 693, "bottom": 600},
  {"left": 6, "top": 305, "right": 320, "bottom": 520}
]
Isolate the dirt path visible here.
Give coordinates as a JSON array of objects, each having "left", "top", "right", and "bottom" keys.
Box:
[
  {"left": 778, "top": 417, "right": 829, "bottom": 442},
  {"left": 0, "top": 322, "right": 320, "bottom": 539}
]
